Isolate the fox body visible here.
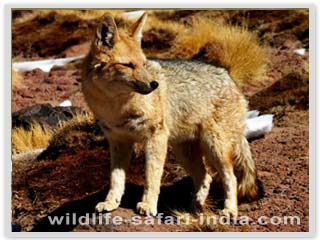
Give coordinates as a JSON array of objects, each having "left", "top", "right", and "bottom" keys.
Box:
[{"left": 82, "top": 12, "right": 258, "bottom": 217}]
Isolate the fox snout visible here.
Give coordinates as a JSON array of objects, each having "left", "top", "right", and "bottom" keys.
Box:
[
  {"left": 133, "top": 80, "right": 159, "bottom": 95},
  {"left": 132, "top": 66, "right": 159, "bottom": 94}
]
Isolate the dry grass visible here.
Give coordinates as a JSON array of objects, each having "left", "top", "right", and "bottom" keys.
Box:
[
  {"left": 12, "top": 124, "right": 53, "bottom": 154},
  {"left": 12, "top": 9, "right": 267, "bottom": 89},
  {"left": 169, "top": 18, "right": 266, "bottom": 88},
  {"left": 142, "top": 12, "right": 267, "bottom": 88},
  {"left": 57, "top": 111, "right": 94, "bottom": 129},
  {"left": 12, "top": 113, "right": 94, "bottom": 154},
  {"left": 13, "top": 9, "right": 123, "bottom": 24},
  {"left": 45, "top": 112, "right": 96, "bottom": 149},
  {"left": 144, "top": 15, "right": 186, "bottom": 34},
  {"left": 12, "top": 69, "right": 22, "bottom": 88}
]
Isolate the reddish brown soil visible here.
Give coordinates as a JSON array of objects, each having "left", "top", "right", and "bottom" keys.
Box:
[
  {"left": 12, "top": 109, "right": 309, "bottom": 232},
  {"left": 12, "top": 67, "right": 87, "bottom": 113},
  {"left": 11, "top": 10, "right": 309, "bottom": 232}
]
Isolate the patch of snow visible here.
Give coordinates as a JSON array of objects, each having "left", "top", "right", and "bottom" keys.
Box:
[
  {"left": 293, "top": 48, "right": 306, "bottom": 56},
  {"left": 245, "top": 113, "right": 274, "bottom": 139},
  {"left": 13, "top": 55, "right": 85, "bottom": 73},
  {"left": 12, "top": 148, "right": 45, "bottom": 162},
  {"left": 59, "top": 100, "right": 72, "bottom": 107},
  {"left": 246, "top": 110, "right": 260, "bottom": 119}
]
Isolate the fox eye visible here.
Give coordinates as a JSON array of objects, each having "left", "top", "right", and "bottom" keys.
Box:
[{"left": 122, "top": 63, "right": 135, "bottom": 69}]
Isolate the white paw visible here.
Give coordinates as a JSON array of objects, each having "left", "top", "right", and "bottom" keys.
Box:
[
  {"left": 219, "top": 208, "right": 238, "bottom": 218},
  {"left": 95, "top": 200, "right": 119, "bottom": 213},
  {"left": 136, "top": 201, "right": 157, "bottom": 216}
]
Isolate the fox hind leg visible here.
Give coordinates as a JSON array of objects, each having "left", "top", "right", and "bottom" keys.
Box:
[
  {"left": 173, "top": 142, "right": 212, "bottom": 211},
  {"left": 201, "top": 127, "right": 238, "bottom": 217}
]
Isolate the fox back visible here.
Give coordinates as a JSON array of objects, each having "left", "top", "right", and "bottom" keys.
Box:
[{"left": 155, "top": 59, "right": 248, "bottom": 142}]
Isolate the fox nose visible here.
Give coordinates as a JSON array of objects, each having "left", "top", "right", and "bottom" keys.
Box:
[{"left": 150, "top": 81, "right": 159, "bottom": 90}]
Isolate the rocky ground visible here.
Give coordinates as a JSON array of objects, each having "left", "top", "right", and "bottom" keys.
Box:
[{"left": 11, "top": 10, "right": 309, "bottom": 232}]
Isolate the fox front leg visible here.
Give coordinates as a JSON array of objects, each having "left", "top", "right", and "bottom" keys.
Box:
[
  {"left": 95, "top": 140, "right": 133, "bottom": 213},
  {"left": 136, "top": 130, "right": 168, "bottom": 216}
]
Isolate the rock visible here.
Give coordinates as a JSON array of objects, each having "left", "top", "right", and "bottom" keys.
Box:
[{"left": 12, "top": 103, "right": 87, "bottom": 130}]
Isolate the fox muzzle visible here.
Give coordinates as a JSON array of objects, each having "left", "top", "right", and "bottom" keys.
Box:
[{"left": 133, "top": 80, "right": 159, "bottom": 95}]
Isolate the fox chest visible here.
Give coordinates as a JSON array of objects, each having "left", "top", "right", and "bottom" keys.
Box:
[
  {"left": 83, "top": 82, "right": 161, "bottom": 140},
  {"left": 87, "top": 100, "right": 154, "bottom": 140},
  {"left": 101, "top": 112, "right": 150, "bottom": 136}
]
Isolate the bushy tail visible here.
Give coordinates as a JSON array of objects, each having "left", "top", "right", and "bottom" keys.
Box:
[{"left": 233, "top": 136, "right": 258, "bottom": 200}]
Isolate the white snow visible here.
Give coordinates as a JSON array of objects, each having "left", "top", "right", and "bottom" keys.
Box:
[
  {"left": 13, "top": 55, "right": 85, "bottom": 73},
  {"left": 59, "top": 100, "right": 72, "bottom": 107},
  {"left": 245, "top": 113, "right": 274, "bottom": 139},
  {"left": 293, "top": 48, "right": 306, "bottom": 56},
  {"left": 12, "top": 148, "right": 45, "bottom": 162},
  {"left": 246, "top": 110, "right": 260, "bottom": 119}
]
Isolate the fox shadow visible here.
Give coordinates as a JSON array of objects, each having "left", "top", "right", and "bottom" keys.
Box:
[{"left": 30, "top": 177, "right": 263, "bottom": 232}]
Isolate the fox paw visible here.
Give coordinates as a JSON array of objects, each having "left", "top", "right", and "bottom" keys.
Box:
[
  {"left": 219, "top": 208, "right": 238, "bottom": 218},
  {"left": 136, "top": 201, "right": 157, "bottom": 216},
  {"left": 95, "top": 200, "right": 119, "bottom": 213}
]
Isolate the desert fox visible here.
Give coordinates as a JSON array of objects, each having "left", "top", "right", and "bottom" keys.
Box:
[{"left": 82, "top": 12, "right": 258, "bottom": 217}]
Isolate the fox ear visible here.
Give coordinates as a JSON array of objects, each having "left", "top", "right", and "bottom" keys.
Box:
[
  {"left": 129, "top": 12, "right": 148, "bottom": 45},
  {"left": 96, "top": 14, "right": 118, "bottom": 48},
  {"left": 120, "top": 10, "right": 146, "bottom": 21}
]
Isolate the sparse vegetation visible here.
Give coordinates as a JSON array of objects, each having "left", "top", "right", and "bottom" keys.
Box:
[
  {"left": 12, "top": 10, "right": 267, "bottom": 89},
  {"left": 12, "top": 69, "right": 22, "bottom": 88},
  {"left": 141, "top": 12, "right": 268, "bottom": 89},
  {"left": 11, "top": 9, "right": 309, "bottom": 232},
  {"left": 12, "top": 124, "right": 53, "bottom": 154},
  {"left": 57, "top": 111, "right": 94, "bottom": 128},
  {"left": 12, "top": 9, "right": 123, "bottom": 24},
  {"left": 36, "top": 112, "right": 103, "bottom": 161},
  {"left": 12, "top": 113, "right": 94, "bottom": 155},
  {"left": 162, "top": 18, "right": 266, "bottom": 89}
]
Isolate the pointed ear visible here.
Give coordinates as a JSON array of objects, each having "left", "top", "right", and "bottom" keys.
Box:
[
  {"left": 129, "top": 12, "right": 148, "bottom": 45},
  {"left": 120, "top": 10, "right": 146, "bottom": 21},
  {"left": 95, "top": 14, "right": 119, "bottom": 48}
]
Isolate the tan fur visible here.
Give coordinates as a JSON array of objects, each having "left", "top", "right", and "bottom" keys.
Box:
[
  {"left": 234, "top": 136, "right": 258, "bottom": 200},
  {"left": 82, "top": 13, "right": 258, "bottom": 217}
]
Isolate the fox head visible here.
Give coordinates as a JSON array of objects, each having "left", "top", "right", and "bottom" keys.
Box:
[{"left": 87, "top": 12, "right": 159, "bottom": 96}]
